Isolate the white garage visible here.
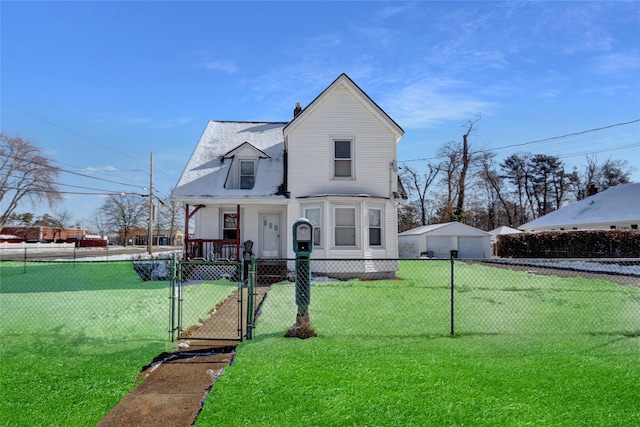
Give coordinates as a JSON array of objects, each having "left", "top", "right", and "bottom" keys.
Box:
[{"left": 398, "top": 222, "right": 492, "bottom": 259}]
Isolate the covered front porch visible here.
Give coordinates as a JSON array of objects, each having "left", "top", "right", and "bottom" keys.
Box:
[{"left": 183, "top": 202, "right": 288, "bottom": 261}]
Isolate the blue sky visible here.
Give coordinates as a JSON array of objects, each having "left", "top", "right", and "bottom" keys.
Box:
[{"left": 2, "top": 1, "right": 639, "bottom": 225}]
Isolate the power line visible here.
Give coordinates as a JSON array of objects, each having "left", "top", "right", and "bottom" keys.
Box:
[
  {"left": 2, "top": 101, "right": 180, "bottom": 182},
  {"left": 401, "top": 119, "right": 640, "bottom": 164},
  {"left": 2, "top": 101, "right": 143, "bottom": 163},
  {"left": 484, "top": 119, "right": 639, "bottom": 152}
]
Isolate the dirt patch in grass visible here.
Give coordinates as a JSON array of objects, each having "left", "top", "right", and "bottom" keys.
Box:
[{"left": 97, "top": 286, "right": 269, "bottom": 427}]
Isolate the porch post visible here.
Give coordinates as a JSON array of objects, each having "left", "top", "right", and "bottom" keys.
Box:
[
  {"left": 236, "top": 204, "right": 241, "bottom": 259},
  {"left": 184, "top": 204, "right": 190, "bottom": 259}
]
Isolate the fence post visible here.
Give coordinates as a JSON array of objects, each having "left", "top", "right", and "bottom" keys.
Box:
[
  {"left": 450, "top": 251, "right": 455, "bottom": 335},
  {"left": 169, "top": 254, "right": 176, "bottom": 342},
  {"left": 238, "top": 260, "right": 244, "bottom": 341},
  {"left": 245, "top": 257, "right": 256, "bottom": 340}
]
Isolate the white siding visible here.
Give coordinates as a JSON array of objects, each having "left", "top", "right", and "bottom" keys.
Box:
[
  {"left": 287, "top": 85, "right": 397, "bottom": 198},
  {"left": 195, "top": 208, "right": 218, "bottom": 238}
]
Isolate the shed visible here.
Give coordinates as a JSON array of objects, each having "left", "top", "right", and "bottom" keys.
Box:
[
  {"left": 488, "top": 226, "right": 524, "bottom": 256},
  {"left": 398, "top": 222, "right": 492, "bottom": 259}
]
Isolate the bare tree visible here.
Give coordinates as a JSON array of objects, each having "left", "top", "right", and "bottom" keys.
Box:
[
  {"left": 86, "top": 209, "right": 109, "bottom": 238},
  {"left": 35, "top": 209, "right": 73, "bottom": 241},
  {"left": 397, "top": 200, "right": 423, "bottom": 232},
  {"left": 436, "top": 141, "right": 462, "bottom": 222},
  {"left": 400, "top": 163, "right": 440, "bottom": 226},
  {"left": 453, "top": 115, "right": 480, "bottom": 222},
  {"left": 0, "top": 133, "right": 63, "bottom": 228},
  {"left": 101, "top": 193, "right": 147, "bottom": 246},
  {"left": 162, "top": 198, "right": 185, "bottom": 246},
  {"left": 480, "top": 155, "right": 514, "bottom": 227}
]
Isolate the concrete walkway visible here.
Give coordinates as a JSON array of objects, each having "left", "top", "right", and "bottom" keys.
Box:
[{"left": 97, "top": 287, "right": 269, "bottom": 427}]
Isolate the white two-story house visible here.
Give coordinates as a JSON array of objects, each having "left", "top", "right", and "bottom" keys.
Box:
[{"left": 171, "top": 73, "right": 405, "bottom": 278}]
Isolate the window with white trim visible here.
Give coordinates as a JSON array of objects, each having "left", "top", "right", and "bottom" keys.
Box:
[
  {"left": 239, "top": 160, "right": 255, "bottom": 189},
  {"left": 223, "top": 213, "right": 238, "bottom": 239},
  {"left": 334, "top": 207, "right": 356, "bottom": 246},
  {"left": 304, "top": 207, "right": 322, "bottom": 247},
  {"left": 333, "top": 139, "right": 353, "bottom": 178},
  {"left": 368, "top": 208, "right": 382, "bottom": 246}
]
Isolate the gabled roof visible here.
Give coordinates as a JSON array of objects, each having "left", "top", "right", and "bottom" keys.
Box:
[
  {"left": 519, "top": 182, "right": 640, "bottom": 230},
  {"left": 172, "top": 121, "right": 287, "bottom": 202},
  {"left": 399, "top": 222, "right": 491, "bottom": 237},
  {"left": 283, "top": 73, "right": 404, "bottom": 143},
  {"left": 223, "top": 141, "right": 271, "bottom": 159}
]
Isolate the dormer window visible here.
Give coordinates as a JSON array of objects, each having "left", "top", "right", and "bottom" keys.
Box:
[
  {"left": 240, "top": 160, "right": 255, "bottom": 189},
  {"left": 222, "top": 141, "right": 270, "bottom": 190}
]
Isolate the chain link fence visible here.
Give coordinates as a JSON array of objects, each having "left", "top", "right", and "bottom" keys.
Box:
[
  {"left": 252, "top": 258, "right": 640, "bottom": 338},
  {"left": 1, "top": 259, "right": 175, "bottom": 343},
  {"left": 1, "top": 257, "right": 638, "bottom": 346}
]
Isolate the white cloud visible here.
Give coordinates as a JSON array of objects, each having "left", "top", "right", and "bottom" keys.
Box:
[
  {"left": 82, "top": 165, "right": 119, "bottom": 173},
  {"left": 383, "top": 78, "right": 495, "bottom": 129},
  {"left": 204, "top": 60, "right": 238, "bottom": 74},
  {"left": 593, "top": 51, "right": 640, "bottom": 76}
]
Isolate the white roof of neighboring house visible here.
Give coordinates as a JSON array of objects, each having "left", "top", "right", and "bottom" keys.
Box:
[
  {"left": 172, "top": 121, "right": 287, "bottom": 202},
  {"left": 488, "top": 226, "right": 523, "bottom": 243},
  {"left": 399, "top": 222, "right": 491, "bottom": 237},
  {"left": 489, "top": 226, "right": 523, "bottom": 237},
  {"left": 519, "top": 182, "right": 640, "bottom": 230}
]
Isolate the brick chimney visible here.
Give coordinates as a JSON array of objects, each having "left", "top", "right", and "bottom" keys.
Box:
[
  {"left": 587, "top": 183, "right": 598, "bottom": 197},
  {"left": 293, "top": 102, "right": 302, "bottom": 118}
]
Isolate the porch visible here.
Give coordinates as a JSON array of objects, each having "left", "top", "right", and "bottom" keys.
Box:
[{"left": 185, "top": 239, "right": 244, "bottom": 261}]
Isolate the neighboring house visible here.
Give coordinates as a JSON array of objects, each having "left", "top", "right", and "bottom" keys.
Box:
[
  {"left": 398, "top": 222, "right": 492, "bottom": 259},
  {"left": 518, "top": 183, "right": 640, "bottom": 232},
  {"left": 0, "top": 226, "right": 85, "bottom": 242},
  {"left": 171, "top": 73, "right": 405, "bottom": 278}
]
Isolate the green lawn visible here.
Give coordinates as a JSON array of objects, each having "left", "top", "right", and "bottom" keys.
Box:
[
  {"left": 197, "top": 261, "right": 640, "bottom": 426},
  {"left": 1, "top": 260, "right": 638, "bottom": 426},
  {"left": 0, "top": 261, "right": 236, "bottom": 426}
]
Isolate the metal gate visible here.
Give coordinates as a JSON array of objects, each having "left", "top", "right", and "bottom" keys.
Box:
[{"left": 169, "top": 258, "right": 256, "bottom": 342}]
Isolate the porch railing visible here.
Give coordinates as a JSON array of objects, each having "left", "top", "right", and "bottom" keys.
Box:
[{"left": 186, "top": 239, "right": 240, "bottom": 261}]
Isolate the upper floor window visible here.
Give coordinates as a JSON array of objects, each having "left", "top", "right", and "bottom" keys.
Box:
[
  {"left": 240, "top": 160, "right": 255, "bottom": 189},
  {"left": 333, "top": 139, "right": 353, "bottom": 178}
]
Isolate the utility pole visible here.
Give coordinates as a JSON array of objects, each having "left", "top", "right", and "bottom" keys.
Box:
[{"left": 147, "top": 152, "right": 154, "bottom": 255}]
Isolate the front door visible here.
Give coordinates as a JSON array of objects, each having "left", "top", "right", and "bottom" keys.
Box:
[{"left": 261, "top": 213, "right": 280, "bottom": 258}]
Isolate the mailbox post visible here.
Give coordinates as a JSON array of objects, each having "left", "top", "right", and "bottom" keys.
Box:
[
  {"left": 293, "top": 218, "right": 313, "bottom": 317},
  {"left": 285, "top": 218, "right": 317, "bottom": 339}
]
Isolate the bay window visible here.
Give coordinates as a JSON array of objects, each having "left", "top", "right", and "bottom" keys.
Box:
[
  {"left": 335, "top": 207, "right": 356, "bottom": 246},
  {"left": 368, "top": 208, "right": 382, "bottom": 246}
]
